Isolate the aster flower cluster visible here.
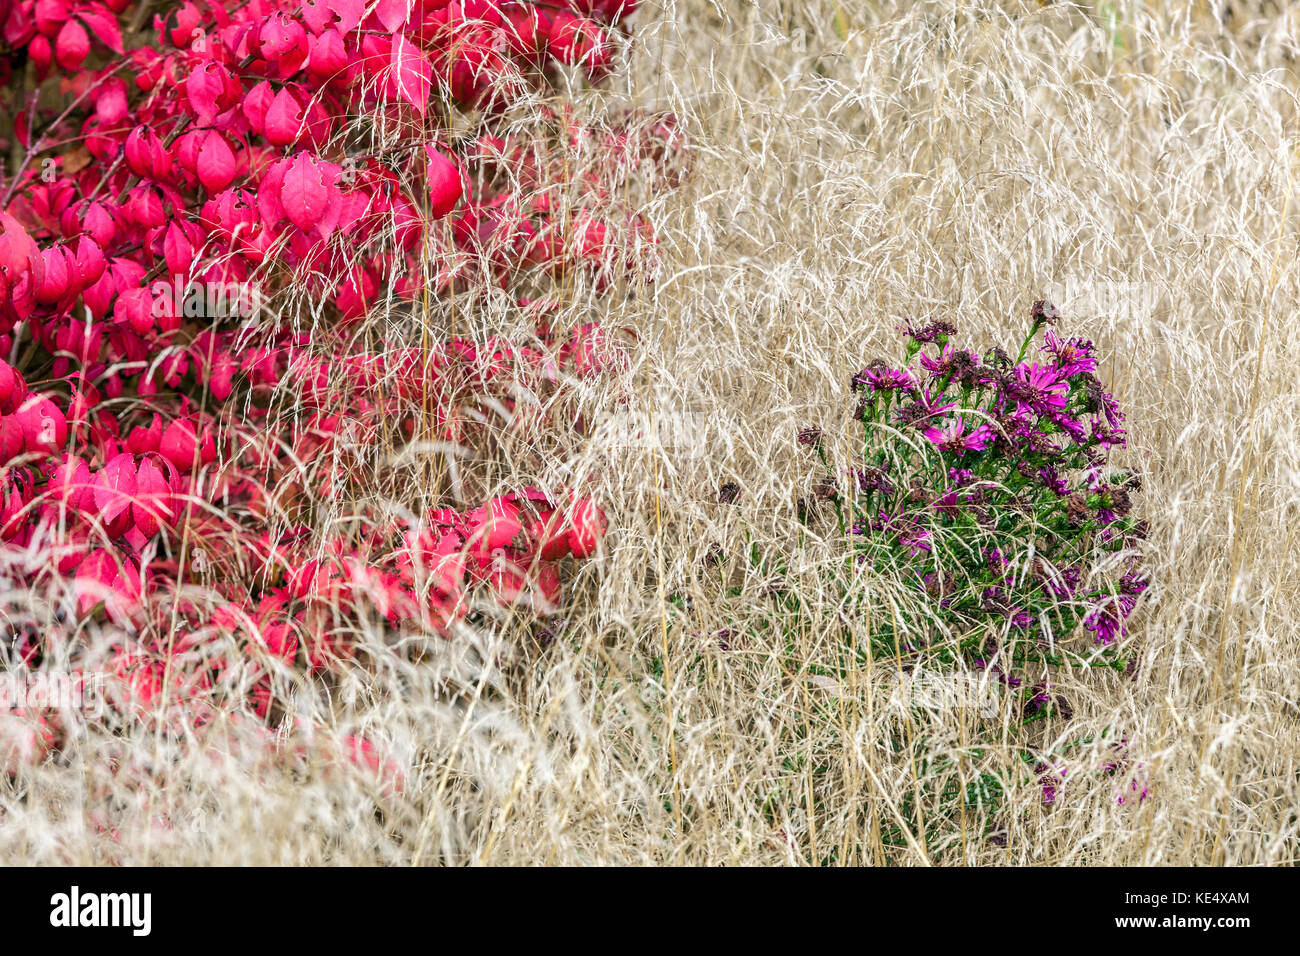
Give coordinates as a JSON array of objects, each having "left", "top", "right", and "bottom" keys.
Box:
[{"left": 808, "top": 302, "right": 1147, "bottom": 674}]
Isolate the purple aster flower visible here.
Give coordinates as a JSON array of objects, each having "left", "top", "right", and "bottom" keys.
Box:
[
  {"left": 981, "top": 586, "right": 1009, "bottom": 613},
  {"left": 1082, "top": 457, "right": 1108, "bottom": 491},
  {"left": 1041, "top": 329, "right": 1097, "bottom": 377},
  {"left": 1037, "top": 762, "right": 1067, "bottom": 807},
  {"left": 1035, "top": 561, "right": 1081, "bottom": 598},
  {"left": 1081, "top": 374, "right": 1125, "bottom": 429},
  {"left": 932, "top": 487, "right": 963, "bottom": 517},
  {"left": 919, "top": 345, "right": 978, "bottom": 379},
  {"left": 923, "top": 414, "right": 994, "bottom": 455},
  {"left": 1119, "top": 570, "right": 1148, "bottom": 598},
  {"left": 990, "top": 401, "right": 1036, "bottom": 447},
  {"left": 1012, "top": 363, "right": 1069, "bottom": 415},
  {"left": 1083, "top": 585, "right": 1142, "bottom": 644},
  {"left": 1051, "top": 409, "right": 1090, "bottom": 445},
  {"left": 854, "top": 364, "right": 916, "bottom": 392},
  {"left": 1090, "top": 416, "right": 1127, "bottom": 449},
  {"left": 895, "top": 387, "right": 958, "bottom": 427},
  {"left": 1101, "top": 395, "right": 1124, "bottom": 429},
  {"left": 1084, "top": 605, "right": 1123, "bottom": 644},
  {"left": 1025, "top": 684, "right": 1053, "bottom": 716},
  {"left": 1037, "top": 465, "right": 1071, "bottom": 497},
  {"left": 893, "top": 518, "right": 932, "bottom": 555}
]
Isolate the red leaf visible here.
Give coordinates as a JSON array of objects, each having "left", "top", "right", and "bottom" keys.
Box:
[
  {"left": 72, "top": 235, "right": 106, "bottom": 288},
  {"left": 390, "top": 35, "right": 431, "bottom": 115},
  {"left": 328, "top": 0, "right": 366, "bottom": 33},
  {"left": 196, "top": 130, "right": 236, "bottom": 193},
  {"left": 301, "top": 0, "right": 333, "bottom": 34},
  {"left": 0, "top": 212, "right": 45, "bottom": 312},
  {"left": 55, "top": 19, "right": 89, "bottom": 71},
  {"left": 375, "top": 0, "right": 412, "bottom": 32},
  {"left": 94, "top": 79, "right": 128, "bottom": 125},
  {"left": 34, "top": 0, "right": 71, "bottom": 36},
  {"left": 566, "top": 499, "right": 606, "bottom": 558},
  {"left": 424, "top": 146, "right": 463, "bottom": 218},
  {"left": 48, "top": 454, "right": 95, "bottom": 513},
  {"left": 159, "top": 419, "right": 214, "bottom": 473},
  {"left": 75, "top": 551, "right": 141, "bottom": 621},
  {"left": 186, "top": 61, "right": 226, "bottom": 125},
  {"left": 307, "top": 27, "right": 349, "bottom": 79},
  {"left": 207, "top": 350, "right": 237, "bottom": 401},
  {"left": 35, "top": 245, "right": 71, "bottom": 305},
  {"left": 163, "top": 221, "right": 195, "bottom": 277},
  {"left": 92, "top": 452, "right": 138, "bottom": 525},
  {"left": 259, "top": 12, "right": 307, "bottom": 67},
  {"left": 242, "top": 80, "right": 275, "bottom": 132},
  {"left": 75, "top": 549, "right": 117, "bottom": 616},
  {"left": 279, "top": 152, "right": 342, "bottom": 239},
  {"left": 77, "top": 5, "right": 124, "bottom": 54},
  {"left": 132, "top": 456, "right": 171, "bottom": 538},
  {"left": 264, "top": 87, "right": 303, "bottom": 147}
]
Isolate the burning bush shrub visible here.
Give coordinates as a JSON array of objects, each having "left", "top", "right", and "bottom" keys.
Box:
[{"left": 0, "top": 0, "right": 678, "bottom": 752}]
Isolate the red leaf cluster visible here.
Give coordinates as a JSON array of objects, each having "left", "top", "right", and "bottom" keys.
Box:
[{"left": 0, "top": 0, "right": 679, "bottom": 747}]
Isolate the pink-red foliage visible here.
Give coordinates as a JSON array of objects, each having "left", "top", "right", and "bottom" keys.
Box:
[{"left": 0, "top": 0, "right": 677, "bottom": 750}]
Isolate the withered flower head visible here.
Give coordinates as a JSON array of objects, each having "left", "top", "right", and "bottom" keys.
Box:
[
  {"left": 1107, "top": 486, "right": 1133, "bottom": 517},
  {"left": 761, "top": 578, "right": 790, "bottom": 600},
  {"left": 856, "top": 465, "right": 893, "bottom": 495},
  {"left": 923, "top": 570, "right": 957, "bottom": 600},
  {"left": 717, "top": 481, "right": 741, "bottom": 504},
  {"left": 797, "top": 426, "right": 822, "bottom": 447},
  {"left": 1082, "top": 373, "right": 1106, "bottom": 413},
  {"left": 1031, "top": 299, "right": 1060, "bottom": 326},
  {"left": 981, "top": 587, "right": 1011, "bottom": 615},
  {"left": 894, "top": 400, "right": 932, "bottom": 427},
  {"left": 898, "top": 318, "right": 958, "bottom": 343},
  {"left": 813, "top": 475, "right": 838, "bottom": 499},
  {"left": 985, "top": 346, "right": 1013, "bottom": 369}
]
